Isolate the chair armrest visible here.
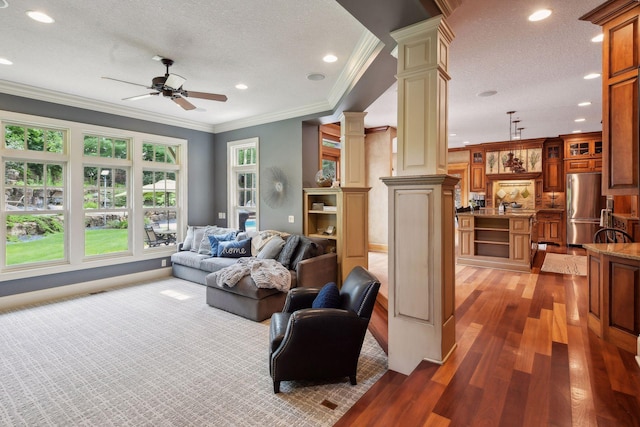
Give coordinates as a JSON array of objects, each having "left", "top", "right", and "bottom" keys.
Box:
[
  {"left": 295, "top": 252, "right": 337, "bottom": 288},
  {"left": 282, "top": 287, "right": 321, "bottom": 313}
]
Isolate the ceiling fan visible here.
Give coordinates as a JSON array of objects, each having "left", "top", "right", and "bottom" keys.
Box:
[{"left": 102, "top": 58, "right": 227, "bottom": 110}]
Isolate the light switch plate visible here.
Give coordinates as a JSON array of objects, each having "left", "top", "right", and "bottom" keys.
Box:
[{"left": 288, "top": 215, "right": 294, "bottom": 223}]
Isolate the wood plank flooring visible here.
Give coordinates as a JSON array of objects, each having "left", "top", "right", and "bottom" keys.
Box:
[{"left": 338, "top": 247, "right": 640, "bottom": 426}]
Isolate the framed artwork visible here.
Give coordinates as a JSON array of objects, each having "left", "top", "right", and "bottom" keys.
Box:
[
  {"left": 527, "top": 148, "right": 542, "bottom": 172},
  {"left": 485, "top": 151, "right": 499, "bottom": 174}
]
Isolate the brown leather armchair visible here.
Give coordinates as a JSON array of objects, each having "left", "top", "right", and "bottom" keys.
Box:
[{"left": 268, "top": 266, "right": 380, "bottom": 393}]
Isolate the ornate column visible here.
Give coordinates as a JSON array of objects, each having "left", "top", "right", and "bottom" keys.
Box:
[
  {"left": 340, "top": 112, "right": 367, "bottom": 188},
  {"left": 384, "top": 15, "right": 457, "bottom": 375}
]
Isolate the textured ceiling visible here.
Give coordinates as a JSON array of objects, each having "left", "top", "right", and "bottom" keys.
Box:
[{"left": 1, "top": 0, "right": 606, "bottom": 146}]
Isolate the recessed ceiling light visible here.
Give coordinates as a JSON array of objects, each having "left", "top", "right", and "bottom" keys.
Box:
[
  {"left": 477, "top": 90, "right": 497, "bottom": 97},
  {"left": 578, "top": 101, "right": 592, "bottom": 107},
  {"left": 591, "top": 34, "right": 604, "bottom": 43},
  {"left": 307, "top": 73, "right": 325, "bottom": 81},
  {"left": 463, "top": 141, "right": 470, "bottom": 145},
  {"left": 0, "top": 57, "right": 13, "bottom": 65},
  {"left": 528, "top": 9, "right": 552, "bottom": 22},
  {"left": 235, "top": 83, "right": 248, "bottom": 90},
  {"left": 26, "top": 11, "right": 55, "bottom": 23},
  {"left": 450, "top": 133, "right": 457, "bottom": 137},
  {"left": 323, "top": 54, "right": 338, "bottom": 63},
  {"left": 584, "top": 73, "right": 601, "bottom": 79},
  {"left": 575, "top": 118, "right": 586, "bottom": 122},
  {"left": 572, "top": 130, "right": 582, "bottom": 133}
]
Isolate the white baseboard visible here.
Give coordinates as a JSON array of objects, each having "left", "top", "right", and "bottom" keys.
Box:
[{"left": 0, "top": 268, "right": 172, "bottom": 311}]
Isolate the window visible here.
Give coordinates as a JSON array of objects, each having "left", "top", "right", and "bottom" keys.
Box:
[
  {"left": 1, "top": 112, "right": 186, "bottom": 278},
  {"left": 319, "top": 124, "right": 340, "bottom": 181},
  {"left": 3, "top": 123, "right": 67, "bottom": 267},
  {"left": 228, "top": 138, "right": 258, "bottom": 231}
]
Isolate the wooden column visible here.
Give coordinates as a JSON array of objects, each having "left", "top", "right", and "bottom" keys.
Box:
[
  {"left": 385, "top": 16, "right": 456, "bottom": 375},
  {"left": 340, "top": 112, "right": 367, "bottom": 187}
]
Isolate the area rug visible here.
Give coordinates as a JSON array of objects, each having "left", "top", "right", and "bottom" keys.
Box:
[
  {"left": 541, "top": 253, "right": 587, "bottom": 276},
  {"left": 0, "top": 278, "right": 387, "bottom": 426}
]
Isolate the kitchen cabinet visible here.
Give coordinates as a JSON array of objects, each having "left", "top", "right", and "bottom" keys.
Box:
[
  {"left": 456, "top": 210, "right": 534, "bottom": 272},
  {"left": 584, "top": 243, "right": 640, "bottom": 354},
  {"left": 537, "top": 209, "right": 565, "bottom": 246},
  {"left": 470, "top": 149, "right": 485, "bottom": 192},
  {"left": 303, "top": 187, "right": 369, "bottom": 284},
  {"left": 582, "top": 3, "right": 639, "bottom": 196},
  {"left": 543, "top": 139, "right": 563, "bottom": 192},
  {"left": 612, "top": 213, "right": 640, "bottom": 242},
  {"left": 562, "top": 132, "right": 602, "bottom": 173}
]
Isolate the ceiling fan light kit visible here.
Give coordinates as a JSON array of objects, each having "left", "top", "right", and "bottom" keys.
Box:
[{"left": 103, "top": 58, "right": 227, "bottom": 111}]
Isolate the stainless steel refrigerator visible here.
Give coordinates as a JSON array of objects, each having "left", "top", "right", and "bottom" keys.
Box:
[{"left": 566, "top": 172, "right": 605, "bottom": 245}]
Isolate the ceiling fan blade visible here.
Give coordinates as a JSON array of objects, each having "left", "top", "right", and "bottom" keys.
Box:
[
  {"left": 102, "top": 76, "right": 149, "bottom": 88},
  {"left": 122, "top": 92, "right": 158, "bottom": 101},
  {"left": 172, "top": 96, "right": 196, "bottom": 110},
  {"left": 183, "top": 90, "right": 228, "bottom": 102}
]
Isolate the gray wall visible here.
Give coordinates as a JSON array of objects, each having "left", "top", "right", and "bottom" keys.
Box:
[
  {"left": 0, "top": 93, "right": 216, "bottom": 296},
  {"left": 215, "top": 118, "right": 306, "bottom": 234}
]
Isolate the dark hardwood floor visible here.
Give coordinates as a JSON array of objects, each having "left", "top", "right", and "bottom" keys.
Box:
[{"left": 338, "top": 246, "right": 640, "bottom": 426}]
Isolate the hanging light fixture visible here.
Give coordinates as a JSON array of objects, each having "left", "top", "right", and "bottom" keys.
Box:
[{"left": 503, "top": 111, "right": 526, "bottom": 173}]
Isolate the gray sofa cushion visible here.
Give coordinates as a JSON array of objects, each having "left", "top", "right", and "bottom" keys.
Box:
[
  {"left": 171, "top": 251, "right": 210, "bottom": 269},
  {"left": 199, "top": 256, "right": 238, "bottom": 273}
]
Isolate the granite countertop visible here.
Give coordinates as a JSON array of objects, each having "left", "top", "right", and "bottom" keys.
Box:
[
  {"left": 457, "top": 208, "right": 536, "bottom": 218},
  {"left": 582, "top": 243, "right": 640, "bottom": 261},
  {"left": 536, "top": 208, "right": 565, "bottom": 212}
]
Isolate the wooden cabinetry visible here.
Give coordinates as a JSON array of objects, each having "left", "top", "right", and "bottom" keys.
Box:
[
  {"left": 537, "top": 209, "right": 565, "bottom": 246},
  {"left": 470, "top": 149, "right": 485, "bottom": 192},
  {"left": 303, "top": 187, "right": 369, "bottom": 284},
  {"left": 562, "top": 132, "right": 603, "bottom": 173},
  {"left": 543, "top": 139, "right": 563, "bottom": 192},
  {"left": 585, "top": 245, "right": 640, "bottom": 354},
  {"left": 582, "top": 3, "right": 639, "bottom": 196},
  {"left": 612, "top": 213, "right": 640, "bottom": 242},
  {"left": 456, "top": 213, "right": 533, "bottom": 272}
]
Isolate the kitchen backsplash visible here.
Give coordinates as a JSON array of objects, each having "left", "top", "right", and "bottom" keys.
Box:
[{"left": 492, "top": 180, "right": 535, "bottom": 209}]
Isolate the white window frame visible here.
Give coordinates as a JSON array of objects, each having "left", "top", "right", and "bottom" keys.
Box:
[
  {"left": 0, "top": 110, "right": 187, "bottom": 281},
  {"left": 227, "top": 137, "right": 259, "bottom": 230}
]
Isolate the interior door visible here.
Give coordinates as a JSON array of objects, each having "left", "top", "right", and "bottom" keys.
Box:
[{"left": 448, "top": 163, "right": 469, "bottom": 207}]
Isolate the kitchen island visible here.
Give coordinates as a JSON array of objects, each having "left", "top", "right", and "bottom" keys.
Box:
[
  {"left": 582, "top": 242, "right": 640, "bottom": 360},
  {"left": 457, "top": 208, "right": 536, "bottom": 272}
]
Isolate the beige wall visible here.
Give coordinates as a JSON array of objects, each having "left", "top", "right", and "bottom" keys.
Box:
[
  {"left": 366, "top": 127, "right": 396, "bottom": 252},
  {"left": 448, "top": 150, "right": 470, "bottom": 164}
]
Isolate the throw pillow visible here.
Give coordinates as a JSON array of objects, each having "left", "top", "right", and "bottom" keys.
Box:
[
  {"left": 199, "top": 226, "right": 236, "bottom": 255},
  {"left": 208, "top": 232, "right": 237, "bottom": 256},
  {"left": 217, "top": 238, "right": 252, "bottom": 258},
  {"left": 312, "top": 282, "right": 341, "bottom": 309},
  {"left": 290, "top": 236, "right": 319, "bottom": 271},
  {"left": 190, "top": 226, "right": 209, "bottom": 252},
  {"left": 256, "top": 235, "right": 286, "bottom": 259},
  {"left": 277, "top": 234, "right": 300, "bottom": 270}
]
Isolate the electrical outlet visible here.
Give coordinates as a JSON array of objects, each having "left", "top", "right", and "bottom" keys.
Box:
[
  {"left": 218, "top": 212, "right": 226, "bottom": 219},
  {"left": 161, "top": 259, "right": 167, "bottom": 267},
  {"left": 288, "top": 215, "right": 294, "bottom": 223}
]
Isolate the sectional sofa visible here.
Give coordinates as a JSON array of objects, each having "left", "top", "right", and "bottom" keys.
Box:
[{"left": 171, "top": 226, "right": 338, "bottom": 321}]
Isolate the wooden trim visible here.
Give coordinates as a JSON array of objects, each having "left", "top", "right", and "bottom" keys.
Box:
[{"left": 580, "top": 0, "right": 639, "bottom": 25}]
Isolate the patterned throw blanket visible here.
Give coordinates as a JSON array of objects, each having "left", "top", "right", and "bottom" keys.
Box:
[{"left": 213, "top": 257, "right": 291, "bottom": 291}]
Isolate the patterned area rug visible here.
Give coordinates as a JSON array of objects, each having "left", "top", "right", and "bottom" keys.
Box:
[
  {"left": 541, "top": 253, "right": 587, "bottom": 276},
  {"left": 0, "top": 278, "right": 387, "bottom": 426}
]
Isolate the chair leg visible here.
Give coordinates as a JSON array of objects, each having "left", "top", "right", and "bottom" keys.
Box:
[
  {"left": 273, "top": 381, "right": 280, "bottom": 394},
  {"left": 349, "top": 375, "right": 357, "bottom": 385}
]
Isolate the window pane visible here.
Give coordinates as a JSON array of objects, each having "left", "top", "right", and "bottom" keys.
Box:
[
  {"left": 144, "top": 210, "right": 176, "bottom": 248},
  {"left": 142, "top": 143, "right": 153, "bottom": 161},
  {"left": 45, "top": 130, "right": 64, "bottom": 153},
  {"left": 5, "top": 125, "right": 25, "bottom": 150},
  {"left": 84, "top": 136, "right": 99, "bottom": 156},
  {"left": 83, "top": 167, "right": 99, "bottom": 209},
  {"left": 322, "top": 160, "right": 337, "bottom": 179},
  {"left": 166, "top": 146, "right": 177, "bottom": 164},
  {"left": 100, "top": 138, "right": 113, "bottom": 158},
  {"left": 114, "top": 139, "right": 128, "bottom": 159},
  {"left": 6, "top": 214, "right": 65, "bottom": 265},
  {"left": 84, "top": 211, "right": 129, "bottom": 255},
  {"left": 155, "top": 145, "right": 165, "bottom": 162},
  {"left": 113, "top": 168, "right": 127, "bottom": 208},
  {"left": 27, "top": 128, "right": 45, "bottom": 151}
]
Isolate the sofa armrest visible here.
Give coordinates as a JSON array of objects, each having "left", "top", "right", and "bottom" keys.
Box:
[
  {"left": 283, "top": 287, "right": 321, "bottom": 313},
  {"left": 295, "top": 252, "right": 337, "bottom": 288},
  {"left": 177, "top": 242, "right": 185, "bottom": 252}
]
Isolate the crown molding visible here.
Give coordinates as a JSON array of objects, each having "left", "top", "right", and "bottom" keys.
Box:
[{"left": 0, "top": 80, "right": 217, "bottom": 133}]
